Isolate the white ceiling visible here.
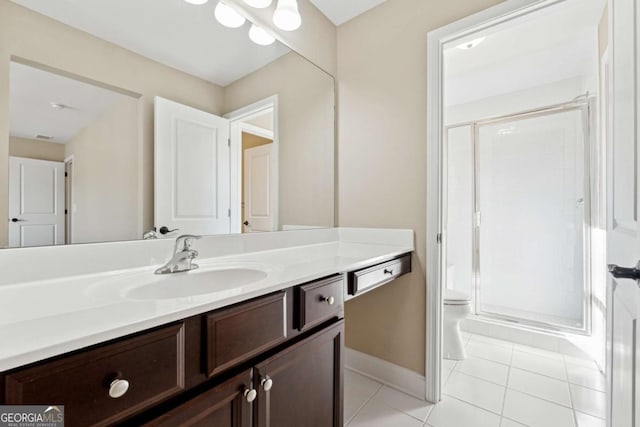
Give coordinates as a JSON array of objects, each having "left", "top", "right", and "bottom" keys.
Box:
[
  {"left": 10, "top": 62, "right": 128, "bottom": 144},
  {"left": 444, "top": 0, "right": 605, "bottom": 106},
  {"left": 310, "top": 0, "right": 387, "bottom": 26},
  {"left": 11, "top": 0, "right": 290, "bottom": 87}
]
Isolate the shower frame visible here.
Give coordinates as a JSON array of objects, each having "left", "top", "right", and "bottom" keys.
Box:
[{"left": 445, "top": 98, "right": 594, "bottom": 335}]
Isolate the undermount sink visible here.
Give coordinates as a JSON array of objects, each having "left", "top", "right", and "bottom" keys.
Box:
[{"left": 125, "top": 267, "right": 268, "bottom": 300}]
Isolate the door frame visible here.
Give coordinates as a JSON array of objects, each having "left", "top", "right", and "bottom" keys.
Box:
[
  {"left": 225, "top": 95, "right": 279, "bottom": 234},
  {"left": 64, "top": 155, "right": 74, "bottom": 244},
  {"left": 425, "top": 0, "right": 573, "bottom": 403}
]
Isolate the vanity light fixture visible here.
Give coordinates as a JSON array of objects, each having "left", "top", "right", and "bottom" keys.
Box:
[
  {"left": 273, "top": 0, "right": 301, "bottom": 31},
  {"left": 249, "top": 24, "right": 276, "bottom": 45},
  {"left": 215, "top": 1, "right": 246, "bottom": 28},
  {"left": 183, "top": 0, "right": 209, "bottom": 4},
  {"left": 243, "top": 0, "right": 272, "bottom": 8},
  {"left": 456, "top": 36, "right": 486, "bottom": 50}
]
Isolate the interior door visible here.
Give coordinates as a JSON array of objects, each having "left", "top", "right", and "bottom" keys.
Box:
[
  {"left": 243, "top": 143, "right": 275, "bottom": 233},
  {"left": 606, "top": 0, "right": 640, "bottom": 425},
  {"left": 154, "top": 97, "right": 230, "bottom": 237},
  {"left": 8, "top": 156, "right": 65, "bottom": 247}
]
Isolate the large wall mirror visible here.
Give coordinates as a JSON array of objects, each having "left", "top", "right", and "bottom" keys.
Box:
[{"left": 0, "top": 0, "right": 335, "bottom": 248}]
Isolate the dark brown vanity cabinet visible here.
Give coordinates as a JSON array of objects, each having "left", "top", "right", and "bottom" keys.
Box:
[
  {"left": 4, "top": 323, "right": 186, "bottom": 427},
  {"left": 254, "top": 321, "right": 343, "bottom": 427},
  {"left": 1, "top": 277, "right": 347, "bottom": 427},
  {"left": 0, "top": 254, "right": 410, "bottom": 426}
]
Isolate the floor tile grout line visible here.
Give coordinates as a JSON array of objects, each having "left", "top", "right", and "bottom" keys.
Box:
[
  {"left": 504, "top": 383, "right": 573, "bottom": 409},
  {"left": 574, "top": 409, "right": 607, "bottom": 421},
  {"left": 506, "top": 363, "right": 568, "bottom": 382},
  {"left": 562, "top": 354, "right": 580, "bottom": 427},
  {"left": 452, "top": 364, "right": 509, "bottom": 387},
  {"left": 500, "top": 346, "right": 513, "bottom": 418},
  {"left": 440, "top": 393, "right": 506, "bottom": 417},
  {"left": 344, "top": 381, "right": 383, "bottom": 426}
]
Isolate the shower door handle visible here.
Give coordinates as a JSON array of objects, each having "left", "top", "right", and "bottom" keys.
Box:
[{"left": 608, "top": 262, "right": 640, "bottom": 281}]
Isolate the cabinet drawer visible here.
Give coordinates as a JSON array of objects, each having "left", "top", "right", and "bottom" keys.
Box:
[
  {"left": 205, "top": 291, "right": 287, "bottom": 377},
  {"left": 297, "top": 276, "right": 344, "bottom": 331},
  {"left": 5, "top": 323, "right": 185, "bottom": 427},
  {"left": 143, "top": 369, "right": 251, "bottom": 427},
  {"left": 348, "top": 254, "right": 411, "bottom": 296}
]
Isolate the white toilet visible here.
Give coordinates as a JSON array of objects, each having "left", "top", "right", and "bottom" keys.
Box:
[{"left": 443, "top": 289, "right": 472, "bottom": 360}]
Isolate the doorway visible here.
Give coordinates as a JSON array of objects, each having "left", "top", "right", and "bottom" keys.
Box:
[
  {"left": 426, "top": 0, "right": 607, "bottom": 406},
  {"left": 225, "top": 96, "right": 279, "bottom": 233}
]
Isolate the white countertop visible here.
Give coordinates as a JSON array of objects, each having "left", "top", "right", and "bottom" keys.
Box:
[{"left": 0, "top": 234, "right": 412, "bottom": 372}]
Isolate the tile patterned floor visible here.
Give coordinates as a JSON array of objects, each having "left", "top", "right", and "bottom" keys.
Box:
[{"left": 344, "top": 332, "right": 606, "bottom": 427}]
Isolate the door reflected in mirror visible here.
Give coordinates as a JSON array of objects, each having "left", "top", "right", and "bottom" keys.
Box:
[{"left": 1, "top": 0, "right": 335, "bottom": 248}]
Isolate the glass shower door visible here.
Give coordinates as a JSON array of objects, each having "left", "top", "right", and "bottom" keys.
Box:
[{"left": 476, "top": 108, "right": 588, "bottom": 331}]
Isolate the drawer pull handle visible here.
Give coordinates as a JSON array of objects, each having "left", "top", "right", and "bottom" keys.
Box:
[
  {"left": 384, "top": 269, "right": 394, "bottom": 275},
  {"left": 261, "top": 377, "right": 273, "bottom": 391},
  {"left": 109, "top": 379, "right": 130, "bottom": 399},
  {"left": 244, "top": 388, "right": 257, "bottom": 402},
  {"left": 321, "top": 296, "right": 335, "bottom": 305}
]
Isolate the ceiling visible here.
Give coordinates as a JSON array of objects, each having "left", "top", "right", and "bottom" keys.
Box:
[
  {"left": 10, "top": 62, "right": 129, "bottom": 144},
  {"left": 11, "top": 0, "right": 290, "bottom": 87},
  {"left": 444, "top": 0, "right": 605, "bottom": 106},
  {"left": 310, "top": 0, "right": 387, "bottom": 26}
]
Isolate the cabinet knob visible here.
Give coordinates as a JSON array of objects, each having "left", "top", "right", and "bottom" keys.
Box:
[
  {"left": 383, "top": 269, "right": 394, "bottom": 275},
  {"left": 108, "top": 379, "right": 130, "bottom": 398},
  {"left": 261, "top": 377, "right": 273, "bottom": 391},
  {"left": 244, "top": 388, "right": 257, "bottom": 402},
  {"left": 321, "top": 296, "right": 335, "bottom": 305}
]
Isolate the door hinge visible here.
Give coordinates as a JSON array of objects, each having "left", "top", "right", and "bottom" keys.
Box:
[
  {"left": 228, "top": 209, "right": 231, "bottom": 217},
  {"left": 64, "top": 172, "right": 68, "bottom": 177},
  {"left": 65, "top": 209, "right": 68, "bottom": 215},
  {"left": 228, "top": 138, "right": 231, "bottom": 147},
  {"left": 475, "top": 211, "right": 481, "bottom": 227},
  {"left": 436, "top": 233, "right": 442, "bottom": 244}
]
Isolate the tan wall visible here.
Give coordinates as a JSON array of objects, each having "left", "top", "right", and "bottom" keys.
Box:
[
  {"left": 337, "top": 0, "right": 503, "bottom": 375},
  {"left": 0, "top": 0, "right": 225, "bottom": 246},
  {"left": 224, "top": 52, "right": 335, "bottom": 229},
  {"left": 65, "top": 97, "right": 139, "bottom": 244},
  {"left": 9, "top": 136, "right": 65, "bottom": 162},
  {"left": 227, "top": 0, "right": 337, "bottom": 76},
  {"left": 241, "top": 132, "right": 272, "bottom": 228}
]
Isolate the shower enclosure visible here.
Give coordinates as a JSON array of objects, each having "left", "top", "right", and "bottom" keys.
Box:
[{"left": 445, "top": 102, "right": 591, "bottom": 333}]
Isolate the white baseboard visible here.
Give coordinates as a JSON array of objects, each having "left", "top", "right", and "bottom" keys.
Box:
[{"left": 345, "top": 347, "right": 426, "bottom": 400}]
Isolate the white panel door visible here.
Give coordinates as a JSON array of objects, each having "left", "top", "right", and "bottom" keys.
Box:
[
  {"left": 154, "top": 97, "right": 230, "bottom": 236},
  {"left": 8, "top": 156, "right": 65, "bottom": 247},
  {"left": 243, "top": 143, "right": 275, "bottom": 232},
  {"left": 607, "top": 0, "right": 640, "bottom": 425}
]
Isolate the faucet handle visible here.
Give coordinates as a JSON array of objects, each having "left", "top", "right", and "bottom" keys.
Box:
[{"left": 175, "top": 234, "right": 202, "bottom": 251}]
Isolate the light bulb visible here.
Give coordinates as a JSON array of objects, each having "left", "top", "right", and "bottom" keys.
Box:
[
  {"left": 215, "top": 1, "right": 246, "bottom": 28},
  {"left": 243, "top": 0, "right": 272, "bottom": 8},
  {"left": 184, "top": 0, "right": 209, "bottom": 4},
  {"left": 273, "top": 0, "right": 301, "bottom": 31},
  {"left": 249, "top": 24, "right": 276, "bottom": 45}
]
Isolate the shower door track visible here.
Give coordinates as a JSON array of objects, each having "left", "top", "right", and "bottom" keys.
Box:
[{"left": 447, "top": 98, "right": 594, "bottom": 336}]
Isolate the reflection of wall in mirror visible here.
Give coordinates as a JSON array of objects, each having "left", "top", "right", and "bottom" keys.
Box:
[
  {"left": 0, "top": 0, "right": 225, "bottom": 247},
  {"left": 224, "top": 52, "right": 335, "bottom": 229},
  {"left": 9, "top": 136, "right": 65, "bottom": 162},
  {"left": 64, "top": 97, "right": 139, "bottom": 244}
]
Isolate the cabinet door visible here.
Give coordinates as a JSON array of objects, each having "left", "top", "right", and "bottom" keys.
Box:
[
  {"left": 143, "top": 369, "right": 252, "bottom": 427},
  {"left": 254, "top": 320, "right": 344, "bottom": 427}
]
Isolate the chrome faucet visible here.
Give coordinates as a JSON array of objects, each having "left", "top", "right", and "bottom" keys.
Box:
[{"left": 155, "top": 235, "right": 202, "bottom": 275}]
